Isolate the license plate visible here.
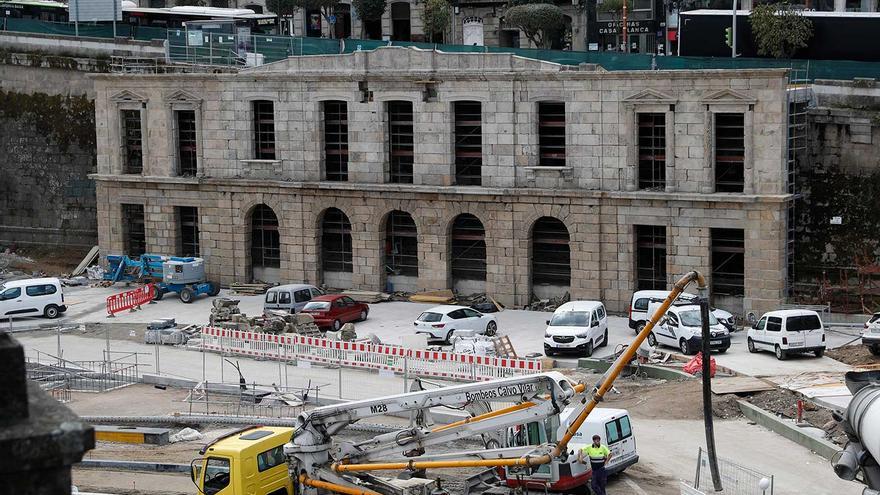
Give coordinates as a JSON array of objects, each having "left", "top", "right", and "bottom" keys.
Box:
[
  {"left": 710, "top": 340, "right": 722, "bottom": 345},
  {"left": 789, "top": 341, "right": 804, "bottom": 347}
]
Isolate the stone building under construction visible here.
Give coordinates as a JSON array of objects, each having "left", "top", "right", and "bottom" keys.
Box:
[{"left": 91, "top": 48, "right": 792, "bottom": 314}]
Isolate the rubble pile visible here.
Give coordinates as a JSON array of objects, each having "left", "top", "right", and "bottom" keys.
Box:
[{"left": 526, "top": 291, "right": 571, "bottom": 311}]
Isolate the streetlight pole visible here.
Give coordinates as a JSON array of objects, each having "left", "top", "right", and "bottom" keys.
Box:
[
  {"left": 731, "top": 0, "right": 738, "bottom": 58},
  {"left": 623, "top": 0, "right": 629, "bottom": 52}
]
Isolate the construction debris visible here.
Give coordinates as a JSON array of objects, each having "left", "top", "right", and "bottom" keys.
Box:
[
  {"left": 169, "top": 427, "right": 204, "bottom": 443},
  {"left": 339, "top": 290, "right": 391, "bottom": 303},
  {"left": 229, "top": 282, "right": 274, "bottom": 295},
  {"left": 70, "top": 246, "right": 100, "bottom": 277},
  {"left": 409, "top": 289, "right": 455, "bottom": 304},
  {"left": 326, "top": 322, "right": 357, "bottom": 341},
  {"left": 451, "top": 334, "right": 497, "bottom": 356},
  {"left": 457, "top": 293, "right": 505, "bottom": 313},
  {"left": 209, "top": 298, "right": 242, "bottom": 326},
  {"left": 526, "top": 291, "right": 570, "bottom": 312},
  {"left": 145, "top": 319, "right": 198, "bottom": 345},
  {"left": 492, "top": 335, "right": 517, "bottom": 358}
]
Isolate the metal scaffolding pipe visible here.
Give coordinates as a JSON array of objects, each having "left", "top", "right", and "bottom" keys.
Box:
[{"left": 79, "top": 415, "right": 398, "bottom": 434}]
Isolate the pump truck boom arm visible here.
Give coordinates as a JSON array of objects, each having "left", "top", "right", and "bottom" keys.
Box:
[{"left": 285, "top": 271, "right": 707, "bottom": 495}]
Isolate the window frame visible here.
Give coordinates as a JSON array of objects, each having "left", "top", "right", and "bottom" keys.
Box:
[
  {"left": 385, "top": 210, "right": 419, "bottom": 277},
  {"left": 121, "top": 203, "right": 146, "bottom": 257},
  {"left": 531, "top": 217, "right": 571, "bottom": 286},
  {"left": 250, "top": 205, "right": 281, "bottom": 269},
  {"left": 177, "top": 206, "right": 200, "bottom": 257},
  {"left": 537, "top": 101, "right": 566, "bottom": 167},
  {"left": 714, "top": 112, "right": 746, "bottom": 193},
  {"left": 321, "top": 208, "right": 353, "bottom": 273},
  {"left": 450, "top": 213, "right": 487, "bottom": 283},
  {"left": 453, "top": 101, "right": 483, "bottom": 186},
  {"left": 637, "top": 112, "right": 666, "bottom": 190},
  {"left": 120, "top": 108, "right": 144, "bottom": 175},
  {"left": 634, "top": 224, "right": 667, "bottom": 291},
  {"left": 174, "top": 108, "right": 199, "bottom": 177},
  {"left": 387, "top": 101, "right": 415, "bottom": 184},
  {"left": 323, "top": 100, "right": 349, "bottom": 181},
  {"left": 253, "top": 100, "right": 276, "bottom": 160},
  {"left": 710, "top": 227, "right": 745, "bottom": 297}
]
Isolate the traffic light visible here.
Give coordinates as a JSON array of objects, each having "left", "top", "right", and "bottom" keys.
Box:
[{"left": 724, "top": 27, "right": 732, "bottom": 47}]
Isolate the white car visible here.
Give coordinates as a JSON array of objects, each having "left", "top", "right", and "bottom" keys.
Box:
[
  {"left": 0, "top": 277, "right": 66, "bottom": 319},
  {"left": 413, "top": 305, "right": 498, "bottom": 343},
  {"left": 646, "top": 301, "right": 731, "bottom": 355},
  {"left": 543, "top": 301, "right": 608, "bottom": 357},
  {"left": 629, "top": 290, "right": 736, "bottom": 333},
  {"left": 747, "top": 309, "right": 826, "bottom": 360}
]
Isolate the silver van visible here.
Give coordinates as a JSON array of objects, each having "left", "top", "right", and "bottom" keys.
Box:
[{"left": 263, "top": 284, "right": 323, "bottom": 314}]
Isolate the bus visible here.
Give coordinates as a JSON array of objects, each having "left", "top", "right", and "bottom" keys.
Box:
[{"left": 0, "top": 2, "right": 278, "bottom": 35}]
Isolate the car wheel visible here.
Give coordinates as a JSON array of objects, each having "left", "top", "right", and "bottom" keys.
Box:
[
  {"left": 775, "top": 345, "right": 787, "bottom": 361},
  {"left": 43, "top": 305, "right": 60, "bottom": 319},
  {"left": 600, "top": 329, "right": 609, "bottom": 348},
  {"left": 870, "top": 345, "right": 880, "bottom": 356},
  {"left": 358, "top": 310, "right": 368, "bottom": 322},
  {"left": 814, "top": 348, "right": 825, "bottom": 358},
  {"left": 647, "top": 332, "right": 657, "bottom": 347},
  {"left": 583, "top": 340, "right": 594, "bottom": 358},
  {"left": 445, "top": 330, "right": 454, "bottom": 345},
  {"left": 485, "top": 321, "right": 498, "bottom": 336},
  {"left": 153, "top": 289, "right": 164, "bottom": 301},
  {"left": 179, "top": 288, "right": 194, "bottom": 304},
  {"left": 208, "top": 282, "right": 221, "bottom": 297},
  {"left": 636, "top": 323, "right": 645, "bottom": 335},
  {"left": 679, "top": 338, "right": 692, "bottom": 355},
  {"left": 747, "top": 338, "right": 757, "bottom": 353},
  {"left": 333, "top": 319, "right": 342, "bottom": 331},
  {"left": 717, "top": 347, "right": 728, "bottom": 354}
]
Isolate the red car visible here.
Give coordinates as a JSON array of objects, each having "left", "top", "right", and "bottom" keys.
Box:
[{"left": 300, "top": 295, "right": 369, "bottom": 331}]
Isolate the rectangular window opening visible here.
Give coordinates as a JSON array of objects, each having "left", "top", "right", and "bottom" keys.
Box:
[
  {"left": 538, "top": 102, "right": 566, "bottom": 167},
  {"left": 324, "top": 101, "right": 349, "bottom": 181},
  {"left": 454, "top": 101, "right": 482, "bottom": 186},
  {"left": 388, "top": 101, "right": 414, "bottom": 184},
  {"left": 122, "top": 203, "right": 146, "bottom": 257},
  {"left": 176, "top": 110, "right": 198, "bottom": 177},
  {"left": 635, "top": 225, "right": 667, "bottom": 290},
  {"left": 387, "top": 211, "right": 418, "bottom": 276},
  {"left": 715, "top": 113, "right": 745, "bottom": 193},
  {"left": 177, "top": 206, "right": 200, "bottom": 257},
  {"left": 711, "top": 228, "right": 745, "bottom": 296},
  {"left": 253, "top": 100, "right": 276, "bottom": 160},
  {"left": 121, "top": 109, "right": 143, "bottom": 174},
  {"left": 637, "top": 113, "right": 665, "bottom": 190}
]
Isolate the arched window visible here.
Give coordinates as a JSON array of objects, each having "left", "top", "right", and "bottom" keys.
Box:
[
  {"left": 531, "top": 217, "right": 570, "bottom": 289},
  {"left": 385, "top": 211, "right": 418, "bottom": 277},
  {"left": 250, "top": 205, "right": 280, "bottom": 281},
  {"left": 321, "top": 208, "right": 353, "bottom": 273},
  {"left": 451, "top": 214, "right": 486, "bottom": 284}
]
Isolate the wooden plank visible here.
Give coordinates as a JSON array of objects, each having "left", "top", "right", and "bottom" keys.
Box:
[
  {"left": 409, "top": 289, "right": 455, "bottom": 304},
  {"left": 71, "top": 246, "right": 100, "bottom": 277},
  {"left": 711, "top": 376, "right": 776, "bottom": 395}
]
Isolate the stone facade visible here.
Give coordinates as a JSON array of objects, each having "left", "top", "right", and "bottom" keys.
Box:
[{"left": 91, "top": 48, "right": 791, "bottom": 315}]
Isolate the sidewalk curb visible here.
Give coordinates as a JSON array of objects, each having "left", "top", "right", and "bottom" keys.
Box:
[
  {"left": 737, "top": 399, "right": 839, "bottom": 460},
  {"left": 577, "top": 358, "right": 695, "bottom": 380}
]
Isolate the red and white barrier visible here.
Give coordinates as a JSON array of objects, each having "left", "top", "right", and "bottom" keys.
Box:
[
  {"left": 199, "top": 326, "right": 542, "bottom": 382},
  {"left": 106, "top": 284, "right": 155, "bottom": 317}
]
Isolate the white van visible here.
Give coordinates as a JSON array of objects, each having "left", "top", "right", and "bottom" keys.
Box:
[
  {"left": 0, "top": 277, "right": 66, "bottom": 319},
  {"left": 629, "top": 290, "right": 736, "bottom": 333},
  {"left": 747, "top": 309, "right": 826, "bottom": 360},
  {"left": 504, "top": 407, "right": 638, "bottom": 491},
  {"left": 646, "top": 301, "right": 731, "bottom": 355},
  {"left": 543, "top": 301, "right": 608, "bottom": 357},
  {"left": 263, "top": 284, "right": 323, "bottom": 314}
]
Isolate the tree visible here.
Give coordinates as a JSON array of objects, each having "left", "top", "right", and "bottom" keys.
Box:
[
  {"left": 596, "top": 0, "right": 632, "bottom": 20},
  {"left": 502, "top": 3, "right": 564, "bottom": 48},
  {"left": 749, "top": 2, "right": 813, "bottom": 58},
  {"left": 421, "top": 0, "right": 450, "bottom": 43},
  {"left": 352, "top": 0, "right": 387, "bottom": 37}
]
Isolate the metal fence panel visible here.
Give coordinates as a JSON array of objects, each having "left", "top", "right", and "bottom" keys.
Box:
[{"left": 695, "top": 448, "right": 774, "bottom": 495}]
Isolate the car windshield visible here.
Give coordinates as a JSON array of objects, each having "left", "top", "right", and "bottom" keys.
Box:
[
  {"left": 549, "top": 311, "right": 589, "bottom": 327},
  {"left": 679, "top": 310, "right": 718, "bottom": 327},
  {"left": 418, "top": 312, "right": 443, "bottom": 322},
  {"left": 870, "top": 314, "right": 880, "bottom": 323},
  {"left": 787, "top": 315, "right": 822, "bottom": 331},
  {"left": 303, "top": 301, "right": 330, "bottom": 311}
]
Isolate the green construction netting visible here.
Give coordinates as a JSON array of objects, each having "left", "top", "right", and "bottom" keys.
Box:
[{"left": 6, "top": 19, "right": 880, "bottom": 80}]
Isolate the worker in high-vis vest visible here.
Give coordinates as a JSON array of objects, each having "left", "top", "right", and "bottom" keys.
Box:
[{"left": 577, "top": 434, "right": 612, "bottom": 495}]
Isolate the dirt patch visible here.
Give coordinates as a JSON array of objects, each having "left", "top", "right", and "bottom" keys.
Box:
[
  {"left": 602, "top": 379, "right": 739, "bottom": 421},
  {"left": 827, "top": 344, "right": 880, "bottom": 367},
  {"left": 744, "top": 388, "right": 846, "bottom": 445},
  {"left": 2, "top": 245, "right": 90, "bottom": 277}
]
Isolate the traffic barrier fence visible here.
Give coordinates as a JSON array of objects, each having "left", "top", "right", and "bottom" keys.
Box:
[
  {"left": 199, "top": 326, "right": 542, "bottom": 382},
  {"left": 106, "top": 284, "right": 155, "bottom": 316}
]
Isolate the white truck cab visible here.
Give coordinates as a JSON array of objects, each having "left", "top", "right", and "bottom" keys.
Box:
[
  {"left": 543, "top": 301, "right": 608, "bottom": 357},
  {"left": 747, "top": 309, "right": 826, "bottom": 360},
  {"left": 0, "top": 277, "right": 66, "bottom": 319},
  {"left": 646, "top": 301, "right": 731, "bottom": 355},
  {"left": 503, "top": 407, "right": 638, "bottom": 491}
]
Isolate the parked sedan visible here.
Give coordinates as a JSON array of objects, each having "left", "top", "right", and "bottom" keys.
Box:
[
  {"left": 413, "top": 305, "right": 498, "bottom": 343},
  {"left": 300, "top": 295, "right": 369, "bottom": 331}
]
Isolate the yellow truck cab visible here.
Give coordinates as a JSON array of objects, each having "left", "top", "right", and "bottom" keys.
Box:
[{"left": 192, "top": 426, "right": 294, "bottom": 495}]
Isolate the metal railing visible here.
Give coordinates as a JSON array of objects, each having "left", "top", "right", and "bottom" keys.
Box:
[
  {"left": 26, "top": 349, "right": 141, "bottom": 393},
  {"left": 694, "top": 447, "right": 774, "bottom": 495},
  {"left": 179, "top": 380, "right": 328, "bottom": 418}
]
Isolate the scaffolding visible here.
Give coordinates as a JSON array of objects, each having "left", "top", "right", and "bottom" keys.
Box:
[
  {"left": 26, "top": 349, "right": 141, "bottom": 393},
  {"left": 786, "top": 61, "right": 811, "bottom": 298}
]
